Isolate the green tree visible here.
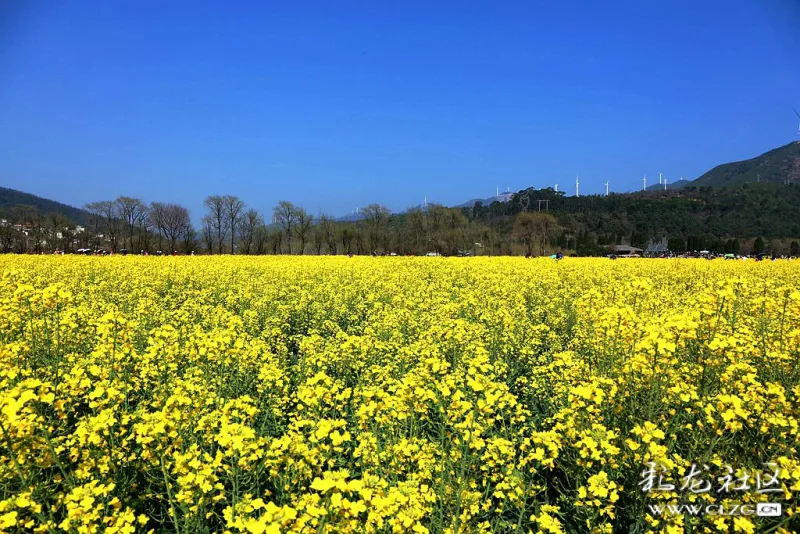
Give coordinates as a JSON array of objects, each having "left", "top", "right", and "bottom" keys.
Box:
[
  {"left": 513, "top": 212, "right": 559, "bottom": 256},
  {"left": 753, "top": 236, "right": 765, "bottom": 255},
  {"left": 668, "top": 237, "right": 685, "bottom": 253}
]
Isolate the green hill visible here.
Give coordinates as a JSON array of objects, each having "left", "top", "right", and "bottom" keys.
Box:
[
  {"left": 0, "top": 187, "right": 90, "bottom": 225},
  {"left": 691, "top": 141, "right": 800, "bottom": 187},
  {"left": 645, "top": 178, "right": 691, "bottom": 191}
]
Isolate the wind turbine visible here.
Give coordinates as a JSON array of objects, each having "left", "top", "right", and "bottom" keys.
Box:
[
  {"left": 795, "top": 108, "right": 800, "bottom": 136},
  {"left": 659, "top": 172, "right": 662, "bottom": 185},
  {"left": 554, "top": 183, "right": 558, "bottom": 192},
  {"left": 604, "top": 181, "right": 609, "bottom": 196},
  {"left": 663, "top": 176, "right": 668, "bottom": 190},
  {"left": 575, "top": 174, "right": 580, "bottom": 197},
  {"left": 642, "top": 174, "right": 647, "bottom": 191}
]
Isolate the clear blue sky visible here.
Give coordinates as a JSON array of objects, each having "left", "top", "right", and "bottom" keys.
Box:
[{"left": 2, "top": 1, "right": 799, "bottom": 220}]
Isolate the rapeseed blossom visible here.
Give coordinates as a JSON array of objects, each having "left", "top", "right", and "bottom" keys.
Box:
[{"left": 0, "top": 256, "right": 798, "bottom": 532}]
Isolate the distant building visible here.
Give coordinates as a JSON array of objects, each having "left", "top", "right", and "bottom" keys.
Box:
[
  {"left": 610, "top": 245, "right": 643, "bottom": 257},
  {"left": 645, "top": 237, "right": 669, "bottom": 257}
]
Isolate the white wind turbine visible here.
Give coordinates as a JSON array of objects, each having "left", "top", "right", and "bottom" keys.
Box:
[
  {"left": 795, "top": 109, "right": 800, "bottom": 137},
  {"left": 663, "top": 176, "right": 668, "bottom": 190},
  {"left": 575, "top": 174, "right": 580, "bottom": 197},
  {"left": 642, "top": 174, "right": 647, "bottom": 191},
  {"left": 604, "top": 181, "right": 609, "bottom": 196}
]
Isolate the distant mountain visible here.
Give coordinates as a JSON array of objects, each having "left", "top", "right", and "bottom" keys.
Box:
[
  {"left": 453, "top": 198, "right": 485, "bottom": 208},
  {"left": 5, "top": 141, "right": 798, "bottom": 230},
  {"left": 336, "top": 212, "right": 366, "bottom": 222},
  {"left": 0, "top": 187, "right": 90, "bottom": 225},
  {"left": 453, "top": 192, "right": 514, "bottom": 208},
  {"left": 691, "top": 141, "right": 800, "bottom": 188},
  {"left": 646, "top": 179, "right": 691, "bottom": 192},
  {"left": 337, "top": 193, "right": 514, "bottom": 220},
  {"left": 669, "top": 179, "right": 691, "bottom": 189}
]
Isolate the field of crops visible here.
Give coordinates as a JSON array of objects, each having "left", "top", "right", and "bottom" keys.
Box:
[{"left": 1, "top": 256, "right": 799, "bottom": 533}]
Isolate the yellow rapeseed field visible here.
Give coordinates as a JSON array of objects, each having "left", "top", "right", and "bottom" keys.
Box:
[{"left": 1, "top": 256, "right": 799, "bottom": 533}]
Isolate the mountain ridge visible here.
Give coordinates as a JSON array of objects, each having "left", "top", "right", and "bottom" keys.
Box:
[
  {"left": 3, "top": 141, "right": 800, "bottom": 224},
  {"left": 0, "top": 187, "right": 91, "bottom": 225},
  {"left": 691, "top": 141, "right": 800, "bottom": 187}
]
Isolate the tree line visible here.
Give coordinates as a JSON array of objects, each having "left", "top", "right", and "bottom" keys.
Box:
[
  {"left": 2, "top": 181, "right": 800, "bottom": 256},
  {"left": 1, "top": 195, "right": 510, "bottom": 255}
]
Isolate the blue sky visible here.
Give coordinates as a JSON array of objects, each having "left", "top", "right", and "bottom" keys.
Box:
[{"left": 1, "top": 1, "right": 799, "bottom": 220}]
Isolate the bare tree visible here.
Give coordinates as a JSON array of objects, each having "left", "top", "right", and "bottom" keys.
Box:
[
  {"left": 272, "top": 201, "right": 298, "bottom": 254},
  {"left": 312, "top": 218, "right": 326, "bottom": 254},
  {"left": 74, "top": 227, "right": 90, "bottom": 249},
  {"left": 267, "top": 227, "right": 283, "bottom": 255},
  {"left": 318, "top": 214, "right": 338, "bottom": 254},
  {"left": 29, "top": 209, "right": 46, "bottom": 253},
  {"left": 0, "top": 226, "right": 17, "bottom": 253},
  {"left": 47, "top": 212, "right": 71, "bottom": 252},
  {"left": 100, "top": 200, "right": 121, "bottom": 251},
  {"left": 83, "top": 202, "right": 105, "bottom": 249},
  {"left": 340, "top": 225, "right": 354, "bottom": 255},
  {"left": 101, "top": 200, "right": 121, "bottom": 252},
  {"left": 406, "top": 207, "right": 428, "bottom": 253},
  {"left": 135, "top": 208, "right": 152, "bottom": 252},
  {"left": 116, "top": 196, "right": 147, "bottom": 249},
  {"left": 363, "top": 204, "right": 390, "bottom": 252},
  {"left": 315, "top": 213, "right": 338, "bottom": 254},
  {"left": 253, "top": 225, "right": 268, "bottom": 255},
  {"left": 294, "top": 208, "right": 313, "bottom": 255},
  {"left": 183, "top": 223, "right": 199, "bottom": 254},
  {"left": 427, "top": 204, "right": 448, "bottom": 233},
  {"left": 237, "top": 208, "right": 262, "bottom": 255},
  {"left": 353, "top": 225, "right": 366, "bottom": 254},
  {"left": 204, "top": 195, "right": 228, "bottom": 254},
  {"left": 10, "top": 204, "right": 37, "bottom": 253},
  {"left": 149, "top": 202, "right": 189, "bottom": 253},
  {"left": 202, "top": 217, "right": 215, "bottom": 254},
  {"left": 162, "top": 204, "right": 190, "bottom": 253},
  {"left": 85, "top": 200, "right": 120, "bottom": 251},
  {"left": 149, "top": 202, "right": 167, "bottom": 252},
  {"left": 222, "top": 195, "right": 245, "bottom": 254}
]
